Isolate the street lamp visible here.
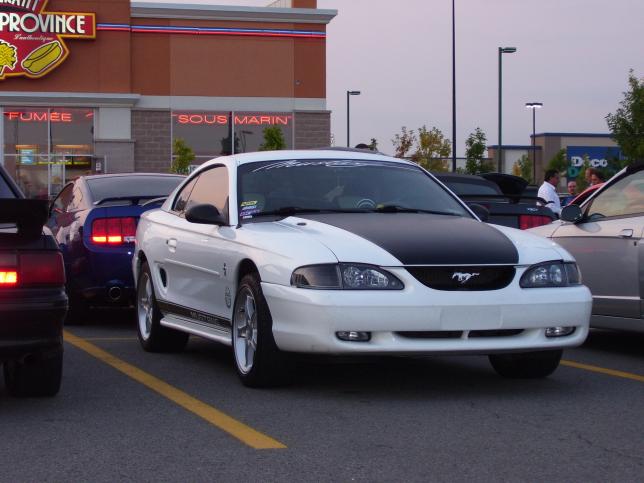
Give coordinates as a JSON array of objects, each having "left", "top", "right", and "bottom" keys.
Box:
[
  {"left": 497, "top": 46, "right": 517, "bottom": 172},
  {"left": 525, "top": 102, "right": 543, "bottom": 183},
  {"left": 346, "top": 90, "right": 361, "bottom": 147},
  {"left": 451, "top": 0, "right": 456, "bottom": 172}
]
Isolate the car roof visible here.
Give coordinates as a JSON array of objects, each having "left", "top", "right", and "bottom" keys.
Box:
[
  {"left": 433, "top": 172, "right": 493, "bottom": 183},
  {"left": 83, "top": 173, "right": 185, "bottom": 181}
]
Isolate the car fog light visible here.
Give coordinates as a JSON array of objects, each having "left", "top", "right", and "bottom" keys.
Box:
[
  {"left": 545, "top": 326, "right": 575, "bottom": 338},
  {"left": 336, "top": 331, "right": 371, "bottom": 342}
]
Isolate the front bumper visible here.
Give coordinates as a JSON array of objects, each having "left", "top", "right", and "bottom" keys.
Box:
[{"left": 262, "top": 274, "right": 592, "bottom": 355}]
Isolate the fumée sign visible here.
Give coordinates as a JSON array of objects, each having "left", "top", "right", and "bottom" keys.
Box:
[{"left": 0, "top": 0, "right": 95, "bottom": 80}]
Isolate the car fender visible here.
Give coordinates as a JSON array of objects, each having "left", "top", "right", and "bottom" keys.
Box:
[{"left": 491, "top": 223, "right": 575, "bottom": 265}]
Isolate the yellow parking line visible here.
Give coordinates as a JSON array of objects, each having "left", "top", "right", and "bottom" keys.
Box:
[
  {"left": 82, "top": 337, "right": 139, "bottom": 341},
  {"left": 562, "top": 359, "right": 644, "bottom": 383},
  {"left": 64, "top": 331, "right": 286, "bottom": 450}
]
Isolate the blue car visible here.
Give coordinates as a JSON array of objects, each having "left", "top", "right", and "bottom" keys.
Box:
[{"left": 47, "top": 173, "right": 185, "bottom": 322}]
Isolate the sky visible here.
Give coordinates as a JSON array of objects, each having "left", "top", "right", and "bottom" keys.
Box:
[{"left": 145, "top": 0, "right": 644, "bottom": 156}]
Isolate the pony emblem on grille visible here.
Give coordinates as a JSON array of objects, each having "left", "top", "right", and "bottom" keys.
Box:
[{"left": 451, "top": 272, "right": 480, "bottom": 284}]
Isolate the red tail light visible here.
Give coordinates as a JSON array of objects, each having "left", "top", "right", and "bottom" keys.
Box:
[
  {"left": 0, "top": 252, "right": 65, "bottom": 287},
  {"left": 519, "top": 215, "right": 553, "bottom": 230},
  {"left": 91, "top": 217, "right": 137, "bottom": 244},
  {"left": 0, "top": 271, "right": 18, "bottom": 285}
]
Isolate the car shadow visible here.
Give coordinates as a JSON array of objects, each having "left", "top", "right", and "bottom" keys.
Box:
[
  {"left": 582, "top": 329, "right": 644, "bottom": 358},
  {"left": 182, "top": 337, "right": 569, "bottom": 400}
]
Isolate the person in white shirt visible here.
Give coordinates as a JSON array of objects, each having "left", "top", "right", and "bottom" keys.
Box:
[{"left": 537, "top": 169, "right": 562, "bottom": 216}]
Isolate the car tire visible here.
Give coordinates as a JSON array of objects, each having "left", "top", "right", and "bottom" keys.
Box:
[
  {"left": 489, "top": 349, "right": 563, "bottom": 379},
  {"left": 136, "top": 262, "right": 189, "bottom": 353},
  {"left": 3, "top": 348, "right": 63, "bottom": 397},
  {"left": 232, "top": 273, "right": 288, "bottom": 388}
]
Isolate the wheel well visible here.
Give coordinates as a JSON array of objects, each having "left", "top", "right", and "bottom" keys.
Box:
[
  {"left": 237, "top": 259, "right": 259, "bottom": 286},
  {"left": 137, "top": 251, "right": 148, "bottom": 275}
]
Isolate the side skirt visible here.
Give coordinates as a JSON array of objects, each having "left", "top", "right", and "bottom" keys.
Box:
[{"left": 157, "top": 301, "right": 232, "bottom": 346}]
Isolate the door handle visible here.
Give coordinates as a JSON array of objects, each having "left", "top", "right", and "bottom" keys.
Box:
[
  {"left": 166, "top": 238, "right": 177, "bottom": 251},
  {"left": 619, "top": 229, "right": 634, "bottom": 238}
]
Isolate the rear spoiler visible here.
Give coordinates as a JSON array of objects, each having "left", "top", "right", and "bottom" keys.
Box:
[
  {"left": 0, "top": 199, "right": 48, "bottom": 240},
  {"left": 93, "top": 195, "right": 167, "bottom": 206}
]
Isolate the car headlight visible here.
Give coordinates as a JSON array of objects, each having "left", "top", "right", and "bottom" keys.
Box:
[
  {"left": 520, "top": 261, "right": 581, "bottom": 288},
  {"left": 291, "top": 264, "right": 404, "bottom": 290}
]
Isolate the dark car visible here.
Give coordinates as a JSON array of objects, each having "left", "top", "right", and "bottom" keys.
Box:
[
  {"left": 1, "top": 164, "right": 67, "bottom": 397},
  {"left": 47, "top": 173, "right": 185, "bottom": 322},
  {"left": 433, "top": 172, "right": 556, "bottom": 229}
]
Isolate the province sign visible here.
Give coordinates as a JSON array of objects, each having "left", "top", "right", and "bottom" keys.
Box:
[{"left": 0, "top": 0, "right": 95, "bottom": 80}]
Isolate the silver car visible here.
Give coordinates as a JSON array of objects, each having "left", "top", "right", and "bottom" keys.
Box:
[{"left": 530, "top": 164, "right": 644, "bottom": 333}]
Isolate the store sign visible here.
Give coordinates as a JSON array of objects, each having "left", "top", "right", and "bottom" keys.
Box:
[
  {"left": 4, "top": 110, "right": 72, "bottom": 122},
  {"left": 567, "top": 146, "right": 622, "bottom": 178},
  {"left": 0, "top": 0, "right": 95, "bottom": 80},
  {"left": 173, "top": 113, "right": 292, "bottom": 126}
]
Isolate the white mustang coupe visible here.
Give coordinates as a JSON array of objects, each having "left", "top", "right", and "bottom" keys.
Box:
[{"left": 133, "top": 150, "right": 591, "bottom": 387}]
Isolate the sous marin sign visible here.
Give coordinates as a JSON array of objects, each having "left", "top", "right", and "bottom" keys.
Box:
[{"left": 0, "top": 0, "right": 95, "bottom": 80}]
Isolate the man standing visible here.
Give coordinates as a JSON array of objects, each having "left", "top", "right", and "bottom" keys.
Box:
[
  {"left": 562, "top": 180, "right": 577, "bottom": 206},
  {"left": 537, "top": 169, "right": 562, "bottom": 216}
]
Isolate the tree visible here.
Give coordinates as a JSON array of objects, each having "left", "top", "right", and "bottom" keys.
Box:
[
  {"left": 410, "top": 126, "right": 451, "bottom": 172},
  {"left": 512, "top": 154, "right": 533, "bottom": 183},
  {"left": 392, "top": 127, "right": 416, "bottom": 158},
  {"left": 547, "top": 149, "right": 568, "bottom": 175},
  {"left": 171, "top": 138, "right": 195, "bottom": 175},
  {"left": 606, "top": 70, "right": 644, "bottom": 163},
  {"left": 464, "top": 127, "right": 492, "bottom": 174},
  {"left": 259, "top": 126, "right": 286, "bottom": 151}
]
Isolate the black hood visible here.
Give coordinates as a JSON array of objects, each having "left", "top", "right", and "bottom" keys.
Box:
[{"left": 297, "top": 213, "right": 518, "bottom": 265}]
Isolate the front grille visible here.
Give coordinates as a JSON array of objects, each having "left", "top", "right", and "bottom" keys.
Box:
[
  {"left": 396, "top": 329, "right": 523, "bottom": 339},
  {"left": 406, "top": 265, "right": 516, "bottom": 291},
  {"left": 468, "top": 329, "right": 523, "bottom": 338},
  {"left": 397, "top": 331, "right": 463, "bottom": 339}
]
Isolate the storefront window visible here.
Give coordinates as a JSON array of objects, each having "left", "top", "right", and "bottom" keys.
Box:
[
  {"left": 171, "top": 111, "right": 294, "bottom": 165},
  {"left": 172, "top": 111, "right": 233, "bottom": 162},
  {"left": 234, "top": 112, "right": 293, "bottom": 153},
  {"left": 2, "top": 107, "right": 95, "bottom": 198}
]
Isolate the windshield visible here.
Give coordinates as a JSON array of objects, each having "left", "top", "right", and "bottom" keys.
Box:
[
  {"left": 87, "top": 175, "right": 184, "bottom": 203},
  {"left": 237, "top": 159, "right": 470, "bottom": 220}
]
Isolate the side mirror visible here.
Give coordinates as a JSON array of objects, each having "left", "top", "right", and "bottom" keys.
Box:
[
  {"left": 469, "top": 203, "right": 490, "bottom": 223},
  {"left": 560, "top": 204, "right": 583, "bottom": 223},
  {"left": 185, "top": 203, "right": 227, "bottom": 226}
]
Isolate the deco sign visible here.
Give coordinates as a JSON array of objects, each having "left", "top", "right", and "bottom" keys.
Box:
[{"left": 0, "top": 0, "right": 95, "bottom": 80}]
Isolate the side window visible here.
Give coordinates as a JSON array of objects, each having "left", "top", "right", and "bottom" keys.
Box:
[
  {"left": 185, "top": 166, "right": 229, "bottom": 218},
  {"left": 587, "top": 170, "right": 644, "bottom": 219},
  {"left": 172, "top": 177, "right": 198, "bottom": 214},
  {"left": 67, "top": 185, "right": 84, "bottom": 212},
  {"left": 52, "top": 185, "right": 74, "bottom": 213}
]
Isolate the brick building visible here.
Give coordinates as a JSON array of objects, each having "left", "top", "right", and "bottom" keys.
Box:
[{"left": 0, "top": 0, "right": 336, "bottom": 197}]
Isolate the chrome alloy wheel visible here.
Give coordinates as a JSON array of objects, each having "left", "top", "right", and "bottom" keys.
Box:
[
  {"left": 233, "top": 287, "right": 258, "bottom": 374},
  {"left": 137, "top": 272, "right": 153, "bottom": 341}
]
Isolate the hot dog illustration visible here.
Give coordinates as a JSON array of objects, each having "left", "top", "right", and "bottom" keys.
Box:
[{"left": 21, "top": 40, "right": 63, "bottom": 75}]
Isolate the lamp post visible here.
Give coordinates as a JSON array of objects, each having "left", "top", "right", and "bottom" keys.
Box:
[
  {"left": 451, "top": 0, "right": 456, "bottom": 171},
  {"left": 346, "top": 90, "right": 361, "bottom": 147},
  {"left": 525, "top": 102, "right": 543, "bottom": 183},
  {"left": 497, "top": 46, "right": 517, "bottom": 172}
]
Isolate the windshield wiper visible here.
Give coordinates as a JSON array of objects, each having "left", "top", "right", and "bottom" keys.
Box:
[
  {"left": 371, "top": 205, "right": 461, "bottom": 216},
  {"left": 249, "top": 206, "right": 370, "bottom": 218},
  {"left": 251, "top": 206, "right": 323, "bottom": 217}
]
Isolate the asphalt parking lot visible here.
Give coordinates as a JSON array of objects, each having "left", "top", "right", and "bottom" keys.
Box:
[{"left": 1, "top": 312, "right": 642, "bottom": 482}]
